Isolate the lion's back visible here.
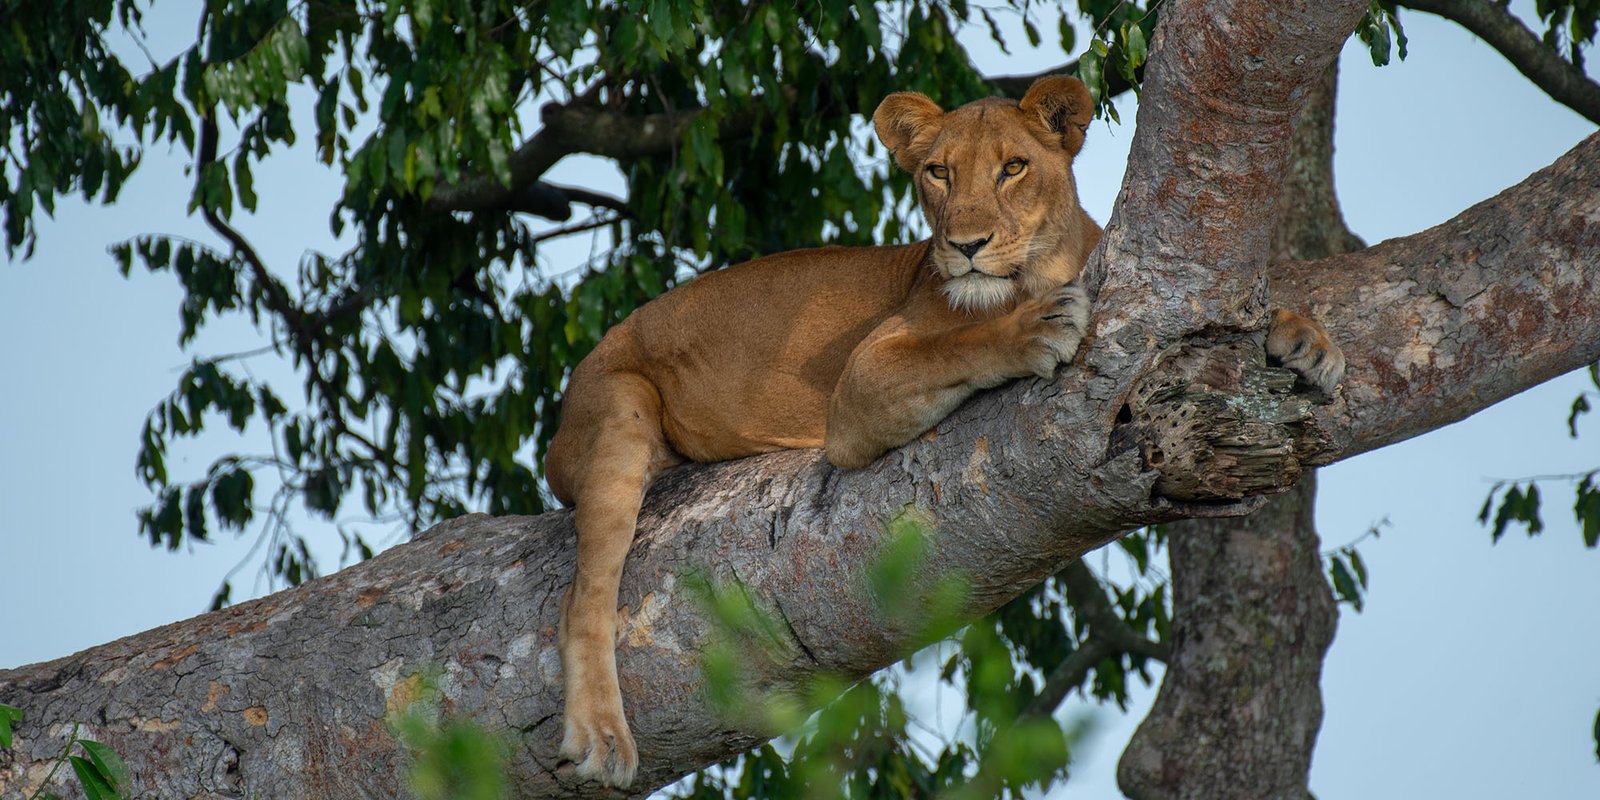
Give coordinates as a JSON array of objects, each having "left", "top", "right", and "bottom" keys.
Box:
[{"left": 576, "top": 242, "right": 930, "bottom": 461}]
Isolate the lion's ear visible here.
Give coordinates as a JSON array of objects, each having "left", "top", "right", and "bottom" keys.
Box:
[
  {"left": 1019, "top": 76, "right": 1094, "bottom": 155},
  {"left": 873, "top": 92, "right": 945, "bottom": 172}
]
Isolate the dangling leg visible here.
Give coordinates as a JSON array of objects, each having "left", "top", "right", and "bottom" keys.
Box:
[{"left": 546, "top": 371, "right": 677, "bottom": 787}]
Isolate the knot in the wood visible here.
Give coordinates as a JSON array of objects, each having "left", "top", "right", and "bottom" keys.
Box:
[{"left": 1111, "top": 336, "right": 1336, "bottom": 503}]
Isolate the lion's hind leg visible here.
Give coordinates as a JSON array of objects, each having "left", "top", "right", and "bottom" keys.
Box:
[{"left": 546, "top": 371, "right": 677, "bottom": 787}]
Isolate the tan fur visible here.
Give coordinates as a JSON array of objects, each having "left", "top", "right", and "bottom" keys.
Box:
[{"left": 543, "top": 76, "right": 1343, "bottom": 787}]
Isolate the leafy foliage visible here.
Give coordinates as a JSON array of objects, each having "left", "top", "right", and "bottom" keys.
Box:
[
  {"left": 1357, "top": 1, "right": 1409, "bottom": 67},
  {"left": 0, "top": 703, "right": 18, "bottom": 751},
  {"left": 1534, "top": 0, "right": 1600, "bottom": 66},
  {"left": 0, "top": 709, "right": 131, "bottom": 800},
  {"left": 389, "top": 675, "right": 509, "bottom": 800},
  {"left": 1325, "top": 519, "right": 1384, "bottom": 613},
  {"left": 1477, "top": 364, "right": 1600, "bottom": 550}
]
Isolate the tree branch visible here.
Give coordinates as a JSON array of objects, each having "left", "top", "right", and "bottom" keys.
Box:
[
  {"left": 424, "top": 102, "right": 769, "bottom": 214},
  {"left": 502, "top": 181, "right": 631, "bottom": 221},
  {"left": 197, "top": 117, "right": 394, "bottom": 475},
  {"left": 530, "top": 214, "right": 624, "bottom": 247},
  {"left": 4, "top": 129, "right": 1598, "bottom": 800},
  {"left": 1281, "top": 130, "right": 1600, "bottom": 457},
  {"left": 985, "top": 59, "right": 1137, "bottom": 100},
  {"left": 6, "top": 6, "right": 1599, "bottom": 798},
  {"left": 1398, "top": 0, "right": 1600, "bottom": 125},
  {"left": 428, "top": 56, "right": 1108, "bottom": 216},
  {"left": 1121, "top": 477, "right": 1335, "bottom": 800},
  {"left": 1022, "top": 562, "right": 1170, "bottom": 720}
]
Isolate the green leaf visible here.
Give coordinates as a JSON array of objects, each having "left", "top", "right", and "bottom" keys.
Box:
[
  {"left": 1367, "top": 21, "right": 1391, "bottom": 66},
  {"left": 1569, "top": 394, "right": 1591, "bottom": 438},
  {"left": 1077, "top": 48, "right": 1105, "bottom": 102},
  {"left": 980, "top": 9, "right": 1009, "bottom": 55},
  {"left": 1125, "top": 24, "right": 1148, "bottom": 70},
  {"left": 1348, "top": 547, "right": 1369, "bottom": 589},
  {"left": 0, "top": 703, "right": 20, "bottom": 749},
  {"left": 69, "top": 754, "right": 117, "bottom": 800},
  {"left": 1329, "top": 556, "right": 1363, "bottom": 612},
  {"left": 1389, "top": 6, "right": 1410, "bottom": 60},
  {"left": 1478, "top": 484, "right": 1499, "bottom": 525},
  {"left": 77, "top": 739, "right": 130, "bottom": 791},
  {"left": 234, "top": 153, "right": 256, "bottom": 212},
  {"left": 1576, "top": 475, "right": 1599, "bottom": 549}
]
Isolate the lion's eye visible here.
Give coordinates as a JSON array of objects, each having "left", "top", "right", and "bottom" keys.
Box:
[
  {"left": 927, "top": 164, "right": 949, "bottom": 181},
  {"left": 1002, "top": 159, "right": 1027, "bottom": 177}
]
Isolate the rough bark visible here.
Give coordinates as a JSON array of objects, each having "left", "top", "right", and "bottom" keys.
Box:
[
  {"left": 1120, "top": 477, "right": 1336, "bottom": 800},
  {"left": 1289, "top": 131, "right": 1600, "bottom": 457},
  {"left": 1119, "top": 64, "right": 1354, "bottom": 800},
  {"left": 5, "top": 2, "right": 1600, "bottom": 798}
]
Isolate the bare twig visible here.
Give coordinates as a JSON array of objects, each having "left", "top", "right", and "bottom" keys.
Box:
[
  {"left": 1021, "top": 561, "right": 1170, "bottom": 719},
  {"left": 531, "top": 214, "right": 623, "bottom": 246}
]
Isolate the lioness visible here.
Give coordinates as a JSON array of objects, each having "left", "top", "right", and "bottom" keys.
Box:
[{"left": 545, "top": 76, "right": 1344, "bottom": 786}]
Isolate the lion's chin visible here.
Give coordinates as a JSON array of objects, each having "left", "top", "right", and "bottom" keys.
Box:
[{"left": 941, "top": 272, "right": 1017, "bottom": 313}]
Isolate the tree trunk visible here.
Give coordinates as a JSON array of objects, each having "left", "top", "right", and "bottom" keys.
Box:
[
  {"left": 1120, "top": 63, "right": 1355, "bottom": 800},
  {"left": 5, "top": 3, "right": 1600, "bottom": 798},
  {"left": 1121, "top": 478, "right": 1335, "bottom": 800}
]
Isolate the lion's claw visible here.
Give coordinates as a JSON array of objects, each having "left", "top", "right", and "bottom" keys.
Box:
[
  {"left": 1267, "top": 309, "right": 1345, "bottom": 394},
  {"left": 1019, "top": 282, "right": 1090, "bottom": 378},
  {"left": 560, "top": 698, "right": 638, "bottom": 787}
]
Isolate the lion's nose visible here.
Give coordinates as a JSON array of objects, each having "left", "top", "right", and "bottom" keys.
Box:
[{"left": 948, "top": 236, "right": 992, "bottom": 260}]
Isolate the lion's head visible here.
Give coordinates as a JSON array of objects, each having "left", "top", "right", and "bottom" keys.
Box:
[{"left": 873, "top": 76, "right": 1098, "bottom": 313}]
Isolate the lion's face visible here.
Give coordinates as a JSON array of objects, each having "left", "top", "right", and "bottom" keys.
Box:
[{"left": 873, "top": 77, "right": 1096, "bottom": 313}]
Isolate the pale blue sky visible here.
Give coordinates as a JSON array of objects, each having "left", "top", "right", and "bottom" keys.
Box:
[{"left": 1, "top": 3, "right": 1596, "bottom": 798}]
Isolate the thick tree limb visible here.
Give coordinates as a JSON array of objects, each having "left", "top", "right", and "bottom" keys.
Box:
[
  {"left": 1082, "top": 0, "right": 1369, "bottom": 390},
  {"left": 1399, "top": 0, "right": 1600, "bottom": 125},
  {"left": 1120, "top": 64, "right": 1352, "bottom": 800},
  {"left": 1285, "top": 131, "right": 1600, "bottom": 456},
  {"left": 5, "top": 4, "right": 1600, "bottom": 798}
]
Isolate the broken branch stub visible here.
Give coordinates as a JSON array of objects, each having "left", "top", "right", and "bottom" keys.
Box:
[{"left": 1111, "top": 336, "right": 1338, "bottom": 504}]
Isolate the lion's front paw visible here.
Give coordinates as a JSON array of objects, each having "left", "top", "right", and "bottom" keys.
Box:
[
  {"left": 1017, "top": 282, "right": 1090, "bottom": 378},
  {"left": 1267, "top": 309, "right": 1345, "bottom": 394},
  {"left": 560, "top": 692, "right": 638, "bottom": 788}
]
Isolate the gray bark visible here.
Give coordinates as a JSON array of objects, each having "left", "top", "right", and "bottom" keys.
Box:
[
  {"left": 1120, "top": 478, "right": 1335, "bottom": 800},
  {"left": 1119, "top": 64, "right": 1354, "bottom": 800},
  {"left": 5, "top": 2, "right": 1600, "bottom": 798}
]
